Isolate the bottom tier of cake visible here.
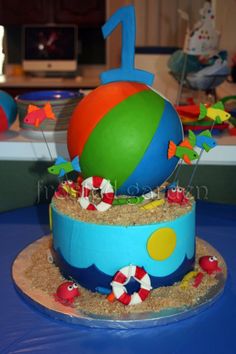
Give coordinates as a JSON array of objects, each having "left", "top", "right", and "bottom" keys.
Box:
[
  {"left": 12, "top": 235, "right": 226, "bottom": 328},
  {"left": 51, "top": 202, "right": 196, "bottom": 292}
]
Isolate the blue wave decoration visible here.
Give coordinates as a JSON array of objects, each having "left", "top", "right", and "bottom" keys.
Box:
[{"left": 52, "top": 248, "right": 195, "bottom": 293}]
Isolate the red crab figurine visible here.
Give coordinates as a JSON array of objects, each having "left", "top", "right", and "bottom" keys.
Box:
[
  {"left": 193, "top": 255, "right": 222, "bottom": 288},
  {"left": 54, "top": 281, "right": 80, "bottom": 306},
  {"left": 199, "top": 255, "right": 222, "bottom": 275},
  {"left": 61, "top": 180, "right": 78, "bottom": 198},
  {"left": 167, "top": 186, "right": 189, "bottom": 205},
  {"left": 54, "top": 180, "right": 79, "bottom": 199},
  {"left": 54, "top": 183, "right": 68, "bottom": 199}
]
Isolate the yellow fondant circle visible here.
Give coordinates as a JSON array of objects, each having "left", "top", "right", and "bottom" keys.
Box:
[{"left": 147, "top": 227, "right": 176, "bottom": 261}]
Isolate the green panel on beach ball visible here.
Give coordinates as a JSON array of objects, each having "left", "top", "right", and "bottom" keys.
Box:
[{"left": 80, "top": 89, "right": 165, "bottom": 189}]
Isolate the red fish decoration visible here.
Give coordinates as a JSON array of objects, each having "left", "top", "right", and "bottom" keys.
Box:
[{"left": 24, "top": 102, "right": 56, "bottom": 128}]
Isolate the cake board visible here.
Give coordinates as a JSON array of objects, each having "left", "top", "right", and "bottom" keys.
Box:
[{"left": 12, "top": 235, "right": 227, "bottom": 329}]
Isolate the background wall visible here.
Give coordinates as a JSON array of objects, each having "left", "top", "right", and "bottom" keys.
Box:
[
  {"left": 2, "top": 0, "right": 236, "bottom": 73},
  {"left": 107, "top": 0, "right": 236, "bottom": 69},
  {"left": 215, "top": 0, "right": 236, "bottom": 60},
  {"left": 127, "top": 0, "right": 236, "bottom": 61},
  {"left": 134, "top": 0, "right": 205, "bottom": 47}
]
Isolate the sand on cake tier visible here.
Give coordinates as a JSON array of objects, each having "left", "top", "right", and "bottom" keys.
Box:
[{"left": 52, "top": 193, "right": 194, "bottom": 226}]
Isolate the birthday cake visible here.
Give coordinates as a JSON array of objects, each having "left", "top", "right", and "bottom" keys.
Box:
[
  {"left": 48, "top": 4, "right": 226, "bottom": 308},
  {"left": 50, "top": 79, "right": 198, "bottom": 306},
  {"left": 17, "top": 5, "right": 227, "bottom": 317}
]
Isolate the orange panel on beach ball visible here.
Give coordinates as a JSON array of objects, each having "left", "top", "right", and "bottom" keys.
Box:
[{"left": 67, "top": 82, "right": 148, "bottom": 158}]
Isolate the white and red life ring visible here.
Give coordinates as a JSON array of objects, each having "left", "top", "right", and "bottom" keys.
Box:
[
  {"left": 111, "top": 265, "right": 152, "bottom": 305},
  {"left": 79, "top": 176, "right": 114, "bottom": 212}
]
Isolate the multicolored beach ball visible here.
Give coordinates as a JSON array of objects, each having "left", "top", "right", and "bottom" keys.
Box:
[
  {"left": 0, "top": 90, "right": 17, "bottom": 132},
  {"left": 67, "top": 82, "right": 183, "bottom": 195}
]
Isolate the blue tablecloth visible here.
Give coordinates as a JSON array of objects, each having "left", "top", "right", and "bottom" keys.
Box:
[{"left": 1, "top": 201, "right": 236, "bottom": 354}]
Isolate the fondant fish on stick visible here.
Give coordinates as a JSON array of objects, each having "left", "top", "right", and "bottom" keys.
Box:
[
  {"left": 168, "top": 140, "right": 199, "bottom": 164},
  {"left": 24, "top": 102, "right": 56, "bottom": 128},
  {"left": 199, "top": 101, "right": 231, "bottom": 123},
  {"left": 48, "top": 156, "right": 81, "bottom": 177},
  {"left": 188, "top": 130, "right": 217, "bottom": 152}
]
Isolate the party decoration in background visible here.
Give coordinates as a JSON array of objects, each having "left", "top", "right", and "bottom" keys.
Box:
[
  {"left": 0, "top": 90, "right": 17, "bottom": 132},
  {"left": 184, "top": 2, "right": 220, "bottom": 56},
  {"left": 186, "top": 58, "right": 229, "bottom": 91},
  {"left": 176, "top": 102, "right": 200, "bottom": 118},
  {"left": 176, "top": 101, "right": 230, "bottom": 135},
  {"left": 168, "top": 2, "right": 229, "bottom": 96},
  {"left": 220, "top": 95, "right": 236, "bottom": 135}
]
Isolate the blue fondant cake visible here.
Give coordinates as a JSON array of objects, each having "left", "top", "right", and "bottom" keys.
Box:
[{"left": 51, "top": 202, "right": 196, "bottom": 292}]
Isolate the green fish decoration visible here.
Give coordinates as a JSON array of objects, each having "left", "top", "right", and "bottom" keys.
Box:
[
  {"left": 168, "top": 139, "right": 199, "bottom": 165},
  {"left": 48, "top": 156, "right": 81, "bottom": 177}
]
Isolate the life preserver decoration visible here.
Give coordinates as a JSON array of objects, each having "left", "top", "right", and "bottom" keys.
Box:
[
  {"left": 111, "top": 265, "right": 152, "bottom": 305},
  {"left": 79, "top": 176, "right": 115, "bottom": 211}
]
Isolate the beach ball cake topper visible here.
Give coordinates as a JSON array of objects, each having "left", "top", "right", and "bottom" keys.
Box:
[{"left": 67, "top": 5, "right": 183, "bottom": 196}]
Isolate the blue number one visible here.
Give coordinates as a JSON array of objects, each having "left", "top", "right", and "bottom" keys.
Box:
[{"left": 100, "top": 5, "right": 154, "bottom": 86}]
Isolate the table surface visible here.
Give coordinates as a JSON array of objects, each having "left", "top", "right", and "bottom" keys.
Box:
[
  {"left": 1, "top": 201, "right": 236, "bottom": 354},
  {"left": 0, "top": 74, "right": 100, "bottom": 88}
]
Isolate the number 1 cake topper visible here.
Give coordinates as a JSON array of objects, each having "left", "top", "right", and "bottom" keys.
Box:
[{"left": 100, "top": 5, "right": 155, "bottom": 86}]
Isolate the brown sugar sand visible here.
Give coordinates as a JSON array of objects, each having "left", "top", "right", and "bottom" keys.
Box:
[
  {"left": 52, "top": 191, "right": 194, "bottom": 226},
  {"left": 24, "top": 236, "right": 226, "bottom": 317}
]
